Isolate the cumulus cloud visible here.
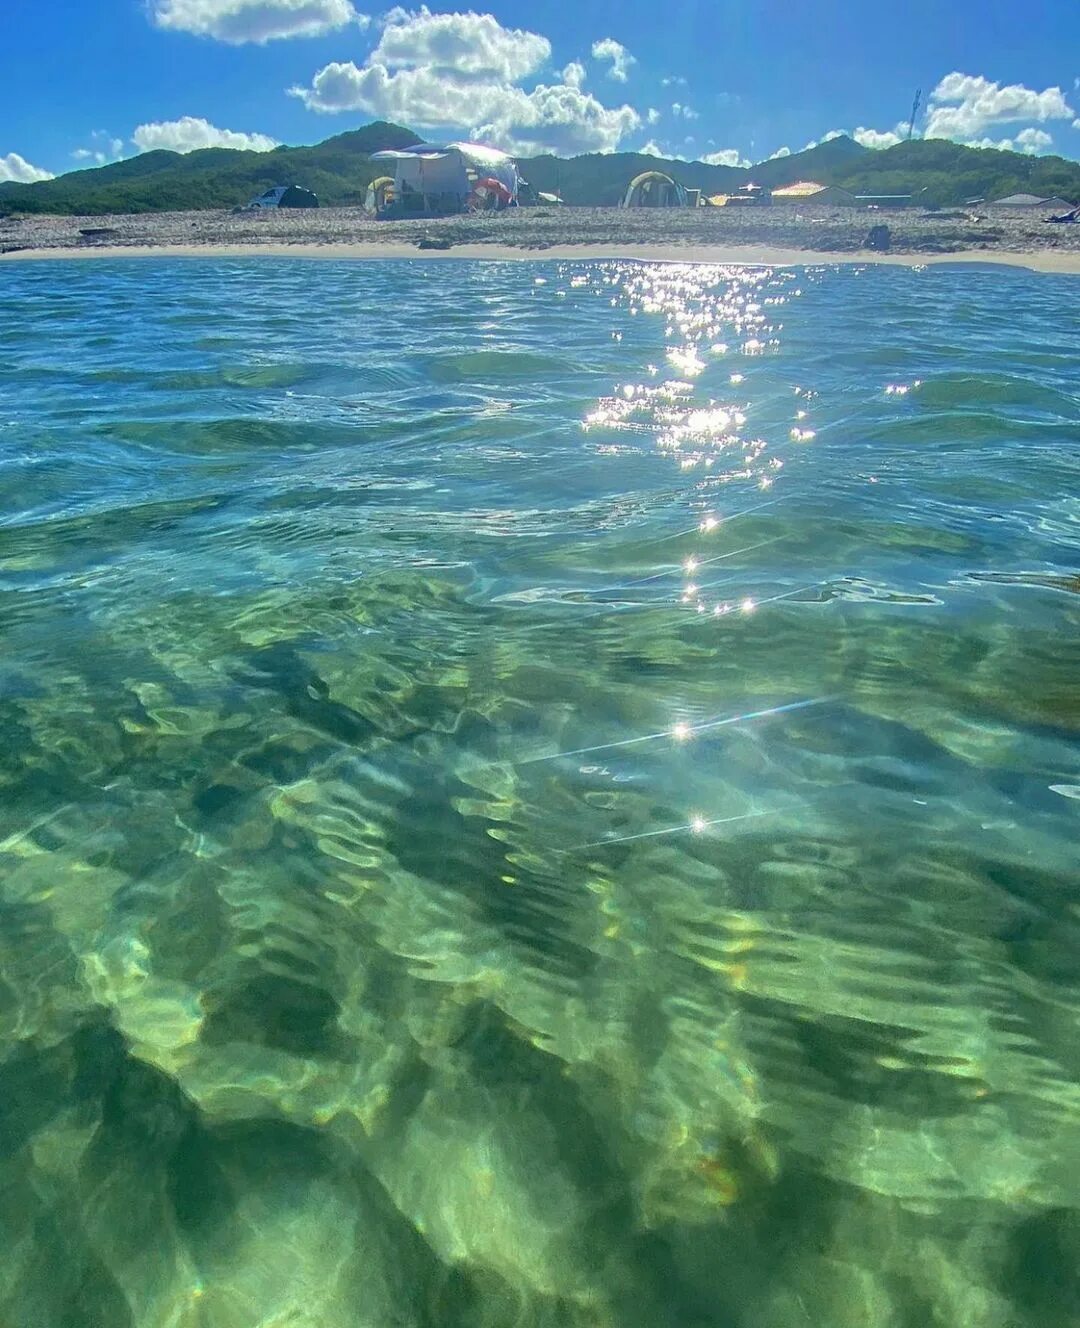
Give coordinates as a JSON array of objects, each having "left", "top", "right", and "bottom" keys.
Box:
[
  {"left": 132, "top": 117, "right": 279, "bottom": 153},
  {"left": 375, "top": 7, "right": 548, "bottom": 79},
  {"left": 591, "top": 37, "right": 635, "bottom": 82},
  {"left": 151, "top": 0, "right": 364, "bottom": 43},
  {"left": 661, "top": 75, "right": 686, "bottom": 88},
  {"left": 292, "top": 9, "right": 639, "bottom": 154},
  {"left": 0, "top": 151, "right": 54, "bottom": 182},
  {"left": 967, "top": 126, "right": 1054, "bottom": 154},
  {"left": 671, "top": 102, "right": 698, "bottom": 121},
  {"left": 646, "top": 107, "right": 661, "bottom": 125},
  {"left": 700, "top": 148, "right": 749, "bottom": 167},
  {"left": 767, "top": 145, "right": 791, "bottom": 159},
  {"left": 853, "top": 124, "right": 905, "bottom": 149},
  {"left": 925, "top": 71, "right": 1073, "bottom": 140},
  {"left": 561, "top": 60, "right": 585, "bottom": 88},
  {"left": 633, "top": 142, "right": 748, "bottom": 167},
  {"left": 473, "top": 85, "right": 640, "bottom": 157},
  {"left": 1013, "top": 126, "right": 1054, "bottom": 153},
  {"left": 800, "top": 129, "right": 845, "bottom": 150}
]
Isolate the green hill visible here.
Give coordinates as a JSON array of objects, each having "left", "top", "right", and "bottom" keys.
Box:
[
  {"left": 2, "top": 123, "right": 1078, "bottom": 215},
  {"left": 829, "top": 137, "right": 1080, "bottom": 206},
  {"left": 0, "top": 123, "right": 423, "bottom": 215},
  {"left": 524, "top": 134, "right": 871, "bottom": 205}
]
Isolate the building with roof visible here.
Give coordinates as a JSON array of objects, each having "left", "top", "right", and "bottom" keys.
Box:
[
  {"left": 988, "top": 193, "right": 1076, "bottom": 209},
  {"left": 771, "top": 181, "right": 857, "bottom": 206}
]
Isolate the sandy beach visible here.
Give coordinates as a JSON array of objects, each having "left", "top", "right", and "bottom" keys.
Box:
[{"left": 3, "top": 204, "right": 1079, "bottom": 269}]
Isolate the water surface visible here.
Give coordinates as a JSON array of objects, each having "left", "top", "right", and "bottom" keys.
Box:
[{"left": 1, "top": 258, "right": 1079, "bottom": 1327}]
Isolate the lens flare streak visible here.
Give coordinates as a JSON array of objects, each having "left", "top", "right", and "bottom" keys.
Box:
[
  {"left": 518, "top": 697, "right": 832, "bottom": 766},
  {"left": 564, "top": 807, "right": 781, "bottom": 852}
]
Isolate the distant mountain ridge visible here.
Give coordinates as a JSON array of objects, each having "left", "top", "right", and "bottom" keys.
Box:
[
  {"left": 2, "top": 122, "right": 1079, "bottom": 214},
  {"left": 521, "top": 134, "right": 873, "bottom": 205}
]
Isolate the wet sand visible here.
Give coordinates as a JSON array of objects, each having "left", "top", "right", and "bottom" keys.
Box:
[
  {"left": 4, "top": 241, "right": 1080, "bottom": 272},
  {"left": 2, "top": 204, "right": 1079, "bottom": 269}
]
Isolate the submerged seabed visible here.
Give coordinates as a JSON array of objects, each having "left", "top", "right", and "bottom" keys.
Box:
[{"left": 1, "top": 258, "right": 1078, "bottom": 1327}]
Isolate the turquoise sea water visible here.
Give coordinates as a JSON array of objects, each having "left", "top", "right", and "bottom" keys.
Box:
[{"left": 1, "top": 257, "right": 1078, "bottom": 1327}]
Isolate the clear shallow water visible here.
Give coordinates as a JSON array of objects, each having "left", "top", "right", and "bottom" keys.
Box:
[{"left": 1, "top": 257, "right": 1078, "bottom": 1328}]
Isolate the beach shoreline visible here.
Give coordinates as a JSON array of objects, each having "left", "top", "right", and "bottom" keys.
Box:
[
  {"left": 3, "top": 204, "right": 1079, "bottom": 270},
  {"left": 3, "top": 240, "right": 1080, "bottom": 271}
]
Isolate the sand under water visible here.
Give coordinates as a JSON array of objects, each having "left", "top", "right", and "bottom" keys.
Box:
[{"left": 1, "top": 256, "right": 1078, "bottom": 1327}]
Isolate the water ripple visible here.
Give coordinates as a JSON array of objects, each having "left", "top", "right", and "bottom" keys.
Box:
[{"left": 1, "top": 257, "right": 1078, "bottom": 1328}]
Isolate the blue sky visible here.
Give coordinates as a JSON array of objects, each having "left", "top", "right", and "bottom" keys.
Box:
[{"left": 3, "top": 0, "right": 1079, "bottom": 181}]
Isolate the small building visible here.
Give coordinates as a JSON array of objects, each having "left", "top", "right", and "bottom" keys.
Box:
[
  {"left": 621, "top": 171, "right": 688, "bottom": 208},
  {"left": 771, "top": 181, "right": 857, "bottom": 206},
  {"left": 370, "top": 142, "right": 519, "bottom": 216},
  {"left": 988, "top": 193, "right": 1076, "bottom": 210},
  {"left": 239, "top": 184, "right": 319, "bottom": 210}
]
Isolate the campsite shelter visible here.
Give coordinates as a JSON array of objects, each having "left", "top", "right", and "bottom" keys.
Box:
[
  {"left": 364, "top": 176, "right": 395, "bottom": 213},
  {"left": 370, "top": 142, "right": 519, "bottom": 216},
  {"left": 241, "top": 185, "right": 318, "bottom": 210},
  {"left": 772, "top": 181, "right": 857, "bottom": 206},
  {"left": 621, "top": 172, "right": 688, "bottom": 208}
]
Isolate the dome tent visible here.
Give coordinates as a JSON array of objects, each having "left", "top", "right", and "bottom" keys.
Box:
[
  {"left": 364, "top": 176, "right": 396, "bottom": 213},
  {"left": 621, "top": 171, "right": 688, "bottom": 208}
]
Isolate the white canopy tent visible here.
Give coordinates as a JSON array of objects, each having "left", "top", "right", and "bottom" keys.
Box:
[{"left": 369, "top": 143, "right": 519, "bottom": 215}]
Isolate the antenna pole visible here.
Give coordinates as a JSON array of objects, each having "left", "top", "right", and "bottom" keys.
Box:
[{"left": 907, "top": 88, "right": 922, "bottom": 141}]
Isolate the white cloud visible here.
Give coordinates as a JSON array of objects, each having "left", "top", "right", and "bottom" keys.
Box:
[
  {"left": 660, "top": 75, "right": 686, "bottom": 88},
  {"left": 591, "top": 37, "right": 635, "bottom": 82},
  {"left": 473, "top": 84, "right": 640, "bottom": 156},
  {"left": 853, "top": 124, "right": 904, "bottom": 149},
  {"left": 292, "top": 10, "right": 638, "bottom": 154},
  {"left": 1014, "top": 126, "right": 1053, "bottom": 153},
  {"left": 700, "top": 148, "right": 749, "bottom": 167},
  {"left": 966, "top": 126, "right": 1054, "bottom": 154},
  {"left": 646, "top": 107, "right": 661, "bottom": 125},
  {"left": 767, "top": 145, "right": 791, "bottom": 159},
  {"left": 633, "top": 142, "right": 748, "bottom": 167},
  {"left": 800, "top": 129, "right": 845, "bottom": 150},
  {"left": 671, "top": 102, "right": 698, "bottom": 121},
  {"left": 151, "top": 0, "right": 364, "bottom": 43},
  {"left": 925, "top": 71, "right": 1073, "bottom": 140},
  {"left": 0, "top": 151, "right": 54, "bottom": 182},
  {"left": 71, "top": 131, "right": 126, "bottom": 165},
  {"left": 561, "top": 60, "right": 585, "bottom": 88},
  {"left": 376, "top": 7, "right": 547, "bottom": 80},
  {"left": 132, "top": 117, "right": 279, "bottom": 153},
  {"left": 1073, "top": 118, "right": 1080, "bottom": 130}
]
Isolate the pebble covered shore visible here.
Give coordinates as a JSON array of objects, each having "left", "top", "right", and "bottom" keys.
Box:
[{"left": 3, "top": 202, "right": 1079, "bottom": 257}]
